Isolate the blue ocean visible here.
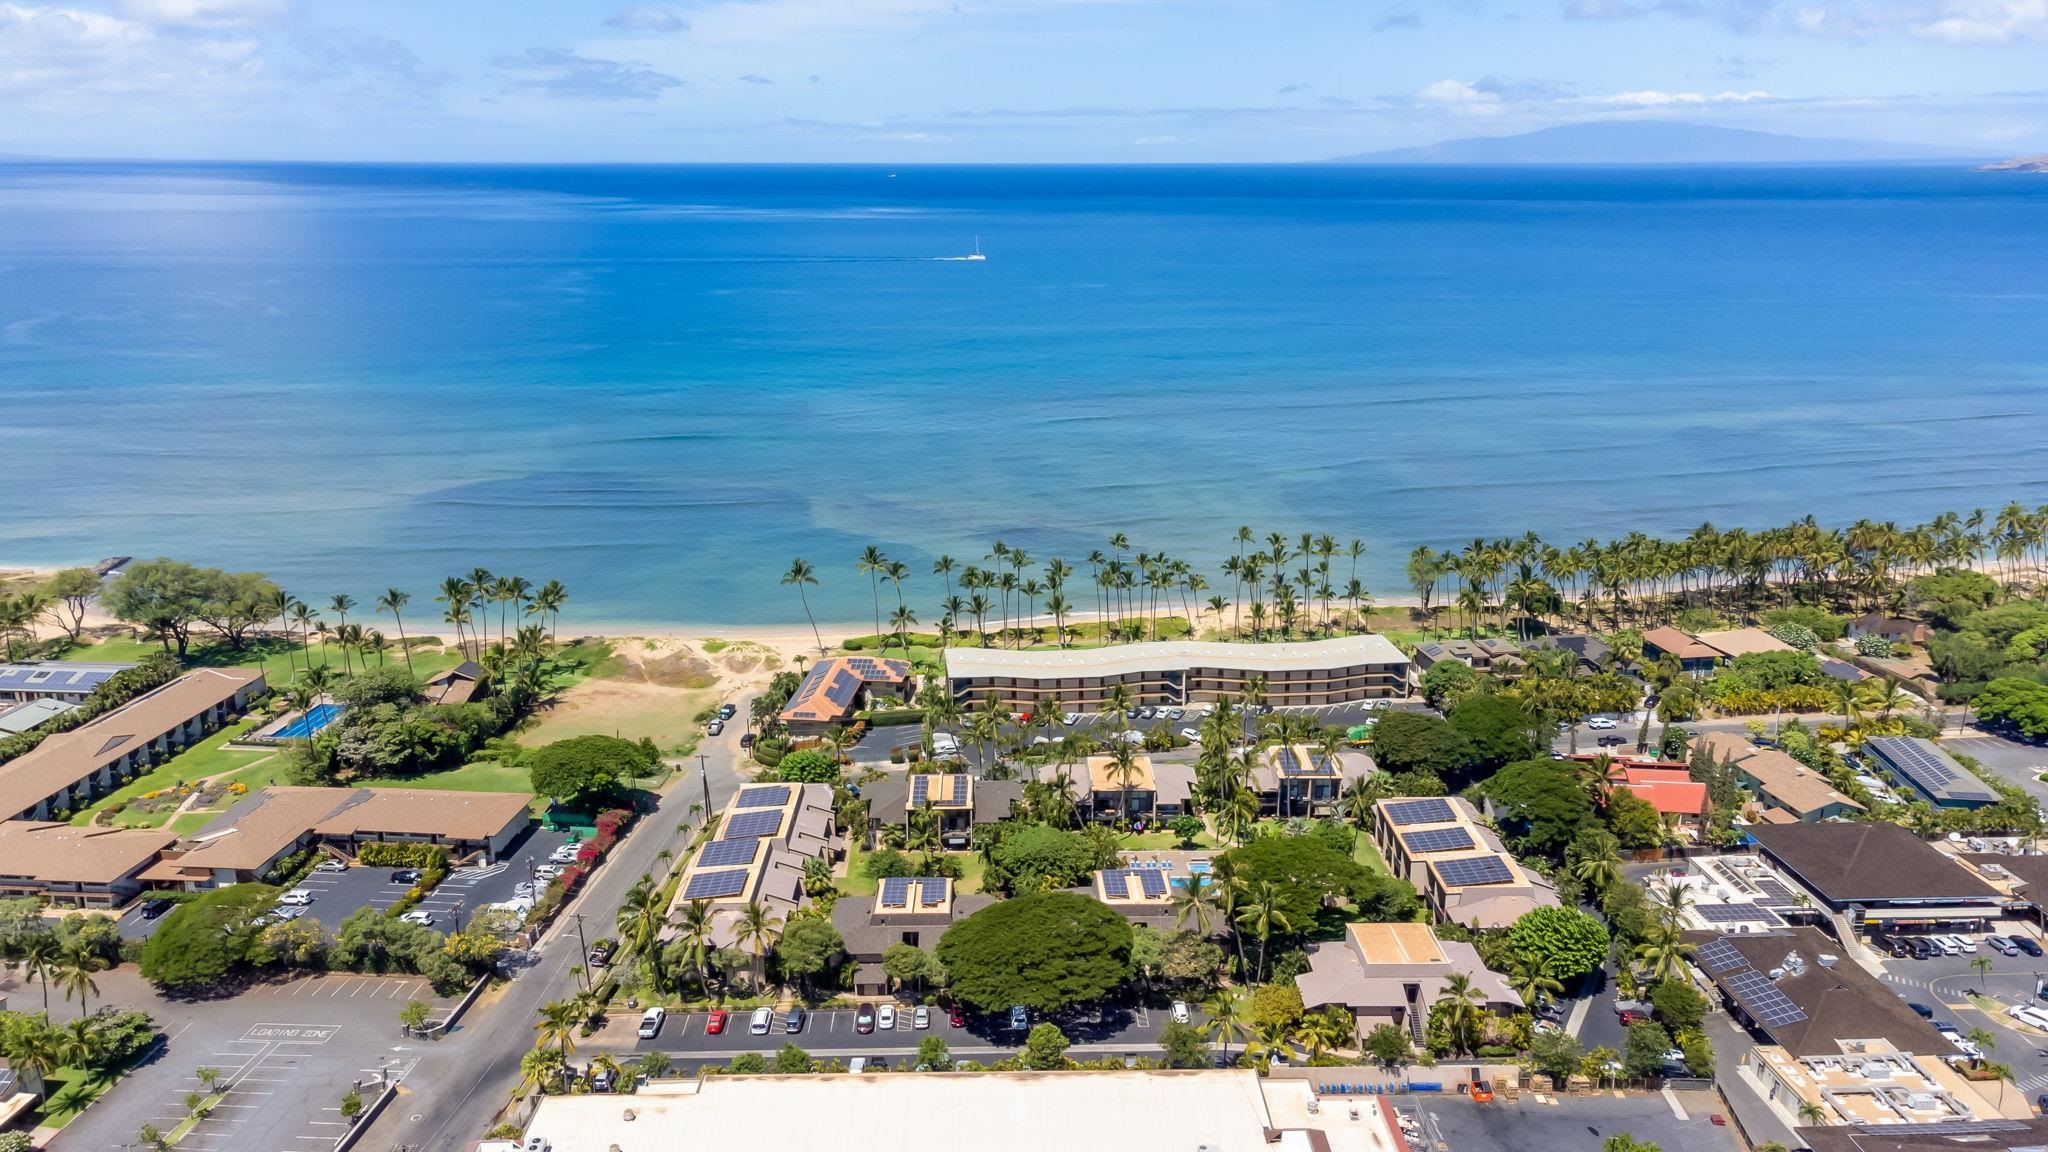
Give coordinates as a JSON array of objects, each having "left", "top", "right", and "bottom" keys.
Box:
[{"left": 2, "top": 162, "right": 2045, "bottom": 627}]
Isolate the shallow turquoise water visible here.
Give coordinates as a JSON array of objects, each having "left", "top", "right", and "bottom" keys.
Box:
[{"left": 1, "top": 162, "right": 2044, "bottom": 625}]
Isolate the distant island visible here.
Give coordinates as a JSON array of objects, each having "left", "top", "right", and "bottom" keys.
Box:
[
  {"left": 1329, "top": 120, "right": 1993, "bottom": 165},
  {"left": 1978, "top": 154, "right": 2048, "bottom": 173}
]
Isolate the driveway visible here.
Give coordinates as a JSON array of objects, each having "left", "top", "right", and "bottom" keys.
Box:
[
  {"left": 1942, "top": 731, "right": 2048, "bottom": 806},
  {"left": 1876, "top": 928, "right": 2048, "bottom": 1094},
  {"left": 595, "top": 1000, "right": 1179, "bottom": 1065},
  {"left": 1402, "top": 1089, "right": 1741, "bottom": 1152},
  {"left": 418, "top": 827, "right": 575, "bottom": 931}
]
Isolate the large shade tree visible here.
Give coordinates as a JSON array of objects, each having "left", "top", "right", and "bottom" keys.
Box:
[{"left": 936, "top": 893, "right": 1133, "bottom": 1014}]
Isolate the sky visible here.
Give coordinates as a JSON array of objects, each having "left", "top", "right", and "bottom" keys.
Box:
[{"left": 1, "top": 0, "right": 2044, "bottom": 161}]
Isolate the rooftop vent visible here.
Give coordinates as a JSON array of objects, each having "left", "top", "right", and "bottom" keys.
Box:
[{"left": 1818, "top": 954, "right": 1838, "bottom": 968}]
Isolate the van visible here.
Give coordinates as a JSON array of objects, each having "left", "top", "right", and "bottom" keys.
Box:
[
  {"left": 637, "top": 1007, "right": 666, "bottom": 1039},
  {"left": 749, "top": 1007, "right": 774, "bottom": 1035},
  {"left": 848, "top": 1057, "right": 869, "bottom": 1074}
]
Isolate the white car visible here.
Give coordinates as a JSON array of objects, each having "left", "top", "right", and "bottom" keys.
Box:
[
  {"left": 878, "top": 1005, "right": 897, "bottom": 1030},
  {"left": 1061, "top": 713, "right": 1080, "bottom": 726},
  {"left": 399, "top": 910, "right": 435, "bottom": 926},
  {"left": 1179, "top": 728, "right": 1200, "bottom": 741},
  {"left": 278, "top": 889, "right": 315, "bottom": 906},
  {"left": 2008, "top": 1004, "right": 2048, "bottom": 1030},
  {"left": 1944, "top": 934, "right": 1978, "bottom": 954},
  {"left": 1587, "top": 717, "right": 1618, "bottom": 730},
  {"left": 533, "top": 864, "right": 565, "bottom": 879},
  {"left": 515, "top": 881, "right": 540, "bottom": 898},
  {"left": 913, "top": 1006, "right": 930, "bottom": 1030},
  {"left": 314, "top": 859, "right": 348, "bottom": 873},
  {"left": 1115, "top": 730, "right": 1144, "bottom": 746},
  {"left": 549, "top": 846, "right": 581, "bottom": 864},
  {"left": 1171, "top": 1001, "right": 1191, "bottom": 1024}
]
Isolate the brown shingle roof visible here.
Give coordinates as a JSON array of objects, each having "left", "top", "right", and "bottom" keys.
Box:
[
  {"left": 1697, "top": 731, "right": 1864, "bottom": 818},
  {"left": 177, "top": 785, "right": 529, "bottom": 872},
  {"left": 1748, "top": 822, "right": 1999, "bottom": 906},
  {"left": 0, "top": 667, "right": 263, "bottom": 819},
  {"left": 1690, "top": 927, "right": 1950, "bottom": 1058},
  {"left": 312, "top": 788, "right": 530, "bottom": 841},
  {"left": 1642, "top": 626, "right": 1722, "bottom": 661},
  {"left": 0, "top": 821, "right": 176, "bottom": 884},
  {"left": 779, "top": 657, "right": 910, "bottom": 724}
]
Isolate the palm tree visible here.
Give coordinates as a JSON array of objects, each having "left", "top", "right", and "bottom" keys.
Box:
[
  {"left": 1434, "top": 972, "right": 1486, "bottom": 1058},
  {"left": 515, "top": 1046, "right": 565, "bottom": 1099},
  {"left": 1966, "top": 1026, "right": 1997, "bottom": 1069},
  {"left": 670, "top": 900, "right": 715, "bottom": 995},
  {"left": 858, "top": 546, "right": 889, "bottom": 652},
  {"left": 1234, "top": 879, "right": 1293, "bottom": 983},
  {"left": 1172, "top": 871, "right": 1218, "bottom": 936},
  {"left": 1508, "top": 953, "right": 1563, "bottom": 1014},
  {"left": 8, "top": 1020, "right": 63, "bottom": 1102},
  {"left": 736, "top": 901, "right": 784, "bottom": 991},
  {"left": 781, "top": 559, "right": 824, "bottom": 654},
  {"left": 1202, "top": 990, "right": 1250, "bottom": 1064},
  {"left": 289, "top": 600, "right": 319, "bottom": 669},
  {"left": 1832, "top": 677, "right": 1864, "bottom": 730},
  {"left": 328, "top": 594, "right": 357, "bottom": 674},
  {"left": 375, "top": 588, "right": 414, "bottom": 672},
  {"left": 54, "top": 952, "right": 100, "bottom": 1014},
  {"left": 1633, "top": 921, "right": 1692, "bottom": 983},
  {"left": 615, "top": 877, "right": 666, "bottom": 992},
  {"left": 1294, "top": 1009, "right": 1354, "bottom": 1060},
  {"left": 466, "top": 567, "right": 496, "bottom": 650},
  {"left": 889, "top": 604, "right": 919, "bottom": 660},
  {"left": 1570, "top": 850, "right": 1622, "bottom": 899},
  {"left": 19, "top": 932, "right": 59, "bottom": 1013},
  {"left": 1796, "top": 1100, "right": 1829, "bottom": 1126},
  {"left": 267, "top": 587, "right": 297, "bottom": 674},
  {"left": 532, "top": 579, "right": 569, "bottom": 642},
  {"left": 534, "top": 999, "right": 581, "bottom": 1060},
  {"left": 1107, "top": 740, "right": 1142, "bottom": 827},
  {"left": 436, "top": 577, "right": 473, "bottom": 657}
]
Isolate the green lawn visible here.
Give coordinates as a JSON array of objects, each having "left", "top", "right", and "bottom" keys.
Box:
[
  {"left": 1352, "top": 833, "right": 1389, "bottom": 874},
  {"left": 838, "top": 844, "right": 986, "bottom": 896},
  {"left": 169, "top": 812, "right": 215, "bottom": 837},
  {"left": 68, "top": 719, "right": 275, "bottom": 828},
  {"left": 1115, "top": 829, "right": 1219, "bottom": 851},
  {"left": 356, "top": 760, "right": 537, "bottom": 798},
  {"left": 31, "top": 1065, "right": 118, "bottom": 1130}
]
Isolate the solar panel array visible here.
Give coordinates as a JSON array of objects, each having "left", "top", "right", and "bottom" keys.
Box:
[
  {"left": 880, "top": 876, "right": 914, "bottom": 906},
  {"left": 1401, "top": 827, "right": 1476, "bottom": 855},
  {"left": 721, "top": 809, "right": 785, "bottom": 840},
  {"left": 1101, "top": 870, "right": 1130, "bottom": 899},
  {"left": 736, "top": 785, "right": 791, "bottom": 809},
  {"left": 697, "top": 838, "right": 760, "bottom": 868},
  {"left": 843, "top": 657, "right": 908, "bottom": 680},
  {"left": 910, "top": 774, "right": 970, "bottom": 807},
  {"left": 1857, "top": 1120, "right": 2025, "bottom": 1137},
  {"left": 1385, "top": 798, "right": 1455, "bottom": 826},
  {"left": 1725, "top": 968, "right": 1808, "bottom": 1026},
  {"left": 1098, "top": 868, "right": 1170, "bottom": 900},
  {"left": 1695, "top": 939, "right": 1748, "bottom": 973},
  {"left": 1868, "top": 735, "right": 1993, "bottom": 799},
  {"left": 824, "top": 669, "right": 861, "bottom": 707},
  {"left": 1434, "top": 855, "right": 1515, "bottom": 887},
  {"left": 1695, "top": 902, "right": 1781, "bottom": 925},
  {"left": 683, "top": 869, "right": 750, "bottom": 900},
  {"left": 1753, "top": 878, "right": 1798, "bottom": 905}
]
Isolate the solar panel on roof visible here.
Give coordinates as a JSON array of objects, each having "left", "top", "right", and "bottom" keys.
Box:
[
  {"left": 1695, "top": 939, "right": 1748, "bottom": 973},
  {"left": 825, "top": 670, "right": 861, "bottom": 707},
  {"left": 1101, "top": 870, "right": 1130, "bottom": 899},
  {"left": 1385, "top": 798, "right": 1455, "bottom": 826},
  {"left": 1754, "top": 878, "right": 1797, "bottom": 904},
  {"left": 1434, "top": 855, "right": 1514, "bottom": 887},
  {"left": 683, "top": 869, "right": 750, "bottom": 900},
  {"left": 1401, "top": 827, "right": 1475, "bottom": 855},
  {"left": 1725, "top": 969, "right": 1807, "bottom": 1026},
  {"left": 911, "top": 776, "right": 929, "bottom": 806},
  {"left": 736, "top": 785, "right": 791, "bottom": 809},
  {"left": 1137, "top": 869, "right": 1168, "bottom": 897},
  {"left": 1278, "top": 748, "right": 1302, "bottom": 776},
  {"left": 697, "top": 838, "right": 760, "bottom": 868},
  {"left": 918, "top": 878, "right": 949, "bottom": 907},
  {"left": 1695, "top": 902, "right": 1775, "bottom": 923},
  {"left": 721, "top": 809, "right": 784, "bottom": 840},
  {"left": 881, "top": 877, "right": 913, "bottom": 906}
]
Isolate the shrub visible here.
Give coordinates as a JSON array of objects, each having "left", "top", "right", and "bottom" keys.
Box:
[
  {"left": 140, "top": 884, "right": 276, "bottom": 989},
  {"left": 1855, "top": 633, "right": 1895, "bottom": 658},
  {"left": 358, "top": 843, "right": 450, "bottom": 869}
]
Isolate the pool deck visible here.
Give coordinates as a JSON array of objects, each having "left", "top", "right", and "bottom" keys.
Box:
[{"left": 244, "top": 697, "right": 345, "bottom": 744}]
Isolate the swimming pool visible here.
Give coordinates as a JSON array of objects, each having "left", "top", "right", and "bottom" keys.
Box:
[{"left": 272, "top": 702, "right": 344, "bottom": 740}]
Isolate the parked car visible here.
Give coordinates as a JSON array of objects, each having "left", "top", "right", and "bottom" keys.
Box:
[
  {"left": 515, "top": 881, "right": 540, "bottom": 898},
  {"left": 749, "top": 1007, "right": 774, "bottom": 1035},
  {"left": 399, "top": 910, "right": 435, "bottom": 927},
  {"left": 636, "top": 1007, "right": 665, "bottom": 1039},
  {"left": 706, "top": 1009, "right": 729, "bottom": 1034},
  {"left": 315, "top": 859, "right": 348, "bottom": 873},
  {"left": 587, "top": 940, "right": 615, "bottom": 968},
  {"left": 392, "top": 868, "right": 422, "bottom": 884},
  {"left": 139, "top": 898, "right": 173, "bottom": 920},
  {"left": 550, "top": 845, "right": 581, "bottom": 864},
  {"left": 588, "top": 1063, "right": 616, "bottom": 1092},
  {"left": 2018, "top": 935, "right": 2045, "bottom": 957},
  {"left": 1587, "top": 717, "right": 1618, "bottom": 730},
  {"left": 534, "top": 864, "right": 565, "bottom": 879},
  {"left": 1949, "top": 934, "right": 1979, "bottom": 954},
  {"left": 1163, "top": 708, "right": 1184, "bottom": 720},
  {"left": 1933, "top": 936, "right": 1962, "bottom": 956},
  {"left": 718, "top": 703, "right": 737, "bottom": 720},
  {"left": 1171, "top": 1001, "right": 1191, "bottom": 1024},
  {"left": 913, "top": 1006, "right": 930, "bottom": 1030},
  {"left": 1616, "top": 1010, "right": 1647, "bottom": 1027},
  {"left": 785, "top": 1008, "right": 806, "bottom": 1034},
  {"left": 707, "top": 720, "right": 724, "bottom": 736},
  {"left": 1910, "top": 937, "right": 1936, "bottom": 960},
  {"left": 948, "top": 1006, "right": 967, "bottom": 1028},
  {"left": 1061, "top": 712, "right": 1080, "bottom": 726},
  {"left": 2009, "top": 1003, "right": 2048, "bottom": 1030},
  {"left": 740, "top": 732, "right": 755, "bottom": 749},
  {"left": 1988, "top": 935, "right": 2021, "bottom": 956},
  {"left": 1907, "top": 1002, "right": 1934, "bottom": 1019},
  {"left": 878, "top": 1005, "right": 897, "bottom": 1030},
  {"left": 274, "top": 906, "right": 307, "bottom": 922},
  {"left": 1008, "top": 1005, "right": 1030, "bottom": 1031},
  {"left": 278, "top": 889, "right": 315, "bottom": 906},
  {"left": 1596, "top": 735, "right": 1628, "bottom": 747},
  {"left": 1179, "top": 728, "right": 1200, "bottom": 741},
  {"left": 855, "top": 1003, "right": 876, "bottom": 1034}
]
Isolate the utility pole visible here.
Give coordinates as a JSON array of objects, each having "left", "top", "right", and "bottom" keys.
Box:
[
  {"left": 570, "top": 912, "right": 591, "bottom": 991},
  {"left": 697, "top": 753, "right": 712, "bottom": 822}
]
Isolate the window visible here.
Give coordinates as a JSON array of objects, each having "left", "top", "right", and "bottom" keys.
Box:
[{"left": 901, "top": 931, "right": 919, "bottom": 947}]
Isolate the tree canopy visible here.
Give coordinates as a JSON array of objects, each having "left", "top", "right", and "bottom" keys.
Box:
[
  {"left": 1481, "top": 759, "right": 1594, "bottom": 860},
  {"left": 527, "top": 735, "right": 654, "bottom": 804},
  {"left": 1368, "top": 711, "right": 1475, "bottom": 779},
  {"left": 1219, "top": 834, "right": 1374, "bottom": 927},
  {"left": 1446, "top": 692, "right": 1539, "bottom": 775},
  {"left": 1506, "top": 905, "right": 1609, "bottom": 984},
  {"left": 936, "top": 892, "right": 1133, "bottom": 1013},
  {"left": 104, "top": 559, "right": 282, "bottom": 655},
  {"left": 140, "top": 884, "right": 275, "bottom": 989},
  {"left": 776, "top": 748, "right": 841, "bottom": 784},
  {"left": 1974, "top": 678, "right": 2048, "bottom": 740},
  {"left": 983, "top": 825, "right": 1117, "bottom": 896}
]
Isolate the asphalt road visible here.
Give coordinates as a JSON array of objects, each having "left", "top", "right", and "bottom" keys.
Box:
[
  {"left": 1874, "top": 930, "right": 2048, "bottom": 1098},
  {"left": 369, "top": 719, "right": 757, "bottom": 1152}
]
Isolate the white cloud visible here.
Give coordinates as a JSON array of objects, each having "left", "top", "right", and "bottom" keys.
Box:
[
  {"left": 118, "top": 0, "right": 283, "bottom": 27},
  {"left": 1912, "top": 0, "right": 2048, "bottom": 43},
  {"left": 1414, "top": 78, "right": 1499, "bottom": 106},
  {"left": 493, "top": 47, "right": 685, "bottom": 101},
  {"left": 1598, "top": 88, "right": 1773, "bottom": 105},
  {"left": 606, "top": 5, "right": 688, "bottom": 33}
]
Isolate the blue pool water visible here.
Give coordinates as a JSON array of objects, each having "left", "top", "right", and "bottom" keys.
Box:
[
  {"left": 2, "top": 162, "right": 2045, "bottom": 626},
  {"left": 272, "top": 703, "right": 344, "bottom": 740}
]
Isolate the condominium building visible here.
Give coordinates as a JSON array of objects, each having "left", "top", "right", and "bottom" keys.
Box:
[
  {"left": 1373, "top": 796, "right": 1558, "bottom": 930},
  {"left": 944, "top": 635, "right": 1410, "bottom": 711}
]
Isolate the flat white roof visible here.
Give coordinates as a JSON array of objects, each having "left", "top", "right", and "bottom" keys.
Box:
[
  {"left": 524, "top": 1071, "right": 1316, "bottom": 1152},
  {"left": 945, "top": 634, "right": 1408, "bottom": 680}
]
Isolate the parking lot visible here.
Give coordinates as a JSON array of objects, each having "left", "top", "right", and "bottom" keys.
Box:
[
  {"left": 611, "top": 1000, "right": 1177, "bottom": 1063},
  {"left": 1943, "top": 730, "right": 2048, "bottom": 806},
  {"left": 289, "top": 862, "right": 418, "bottom": 924},
  {"left": 1875, "top": 924, "right": 2048, "bottom": 1096},
  {"left": 1403, "top": 1089, "right": 1741, "bottom": 1152},
  {"left": 60, "top": 971, "right": 456, "bottom": 1152},
  {"left": 411, "top": 826, "right": 577, "bottom": 929}
]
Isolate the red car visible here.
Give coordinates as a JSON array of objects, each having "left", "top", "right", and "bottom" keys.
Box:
[
  {"left": 706, "top": 1009, "right": 730, "bottom": 1035},
  {"left": 1616, "top": 1010, "right": 1645, "bottom": 1027},
  {"left": 948, "top": 1006, "right": 966, "bottom": 1028}
]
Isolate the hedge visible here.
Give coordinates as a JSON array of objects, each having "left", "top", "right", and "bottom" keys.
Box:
[
  {"left": 359, "top": 843, "right": 451, "bottom": 869},
  {"left": 840, "top": 633, "right": 942, "bottom": 651},
  {"left": 858, "top": 707, "right": 928, "bottom": 727},
  {"left": 0, "top": 654, "right": 183, "bottom": 767}
]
